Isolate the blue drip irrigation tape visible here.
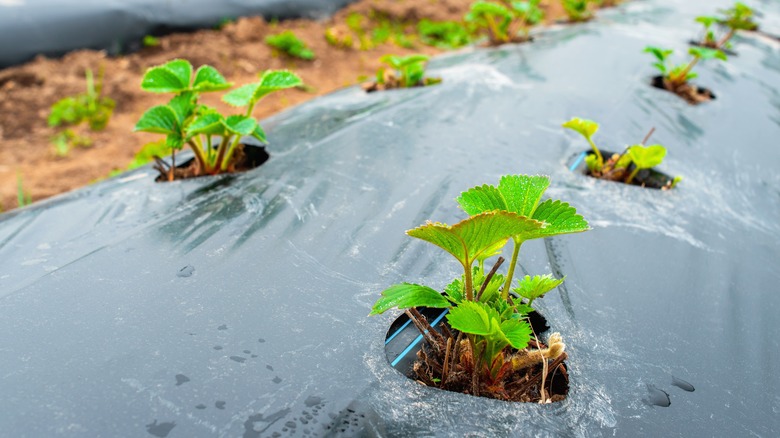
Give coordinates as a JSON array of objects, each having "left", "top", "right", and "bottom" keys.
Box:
[
  {"left": 384, "top": 318, "right": 412, "bottom": 345},
  {"left": 569, "top": 151, "right": 586, "bottom": 172},
  {"left": 390, "top": 309, "right": 449, "bottom": 368}
]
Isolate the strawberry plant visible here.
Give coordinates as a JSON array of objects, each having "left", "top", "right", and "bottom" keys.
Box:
[
  {"left": 644, "top": 45, "right": 726, "bottom": 104},
  {"left": 465, "top": 1, "right": 543, "bottom": 45},
  {"left": 371, "top": 174, "right": 589, "bottom": 401},
  {"left": 694, "top": 3, "right": 757, "bottom": 52},
  {"left": 134, "top": 59, "right": 302, "bottom": 181},
  {"left": 363, "top": 54, "right": 441, "bottom": 92},
  {"left": 563, "top": 117, "right": 682, "bottom": 189},
  {"left": 265, "top": 31, "right": 315, "bottom": 60},
  {"left": 720, "top": 2, "right": 758, "bottom": 32},
  {"left": 561, "top": 0, "right": 594, "bottom": 23},
  {"left": 48, "top": 67, "right": 115, "bottom": 156}
]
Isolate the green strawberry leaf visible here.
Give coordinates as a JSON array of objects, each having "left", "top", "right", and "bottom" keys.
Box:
[
  {"left": 627, "top": 144, "right": 667, "bottom": 170},
  {"left": 500, "top": 318, "right": 532, "bottom": 349},
  {"left": 514, "top": 274, "right": 565, "bottom": 302},
  {"left": 446, "top": 300, "right": 495, "bottom": 336},
  {"left": 527, "top": 199, "right": 590, "bottom": 239},
  {"left": 406, "top": 211, "right": 544, "bottom": 269},
  {"left": 223, "top": 115, "right": 257, "bottom": 135},
  {"left": 141, "top": 59, "right": 192, "bottom": 93},
  {"left": 251, "top": 124, "right": 267, "bottom": 143},
  {"left": 457, "top": 184, "right": 507, "bottom": 216},
  {"left": 497, "top": 174, "right": 550, "bottom": 217},
  {"left": 222, "top": 83, "right": 259, "bottom": 107},
  {"left": 562, "top": 117, "right": 599, "bottom": 140},
  {"left": 192, "top": 65, "right": 232, "bottom": 92},
  {"left": 134, "top": 105, "right": 179, "bottom": 134},
  {"left": 370, "top": 283, "right": 451, "bottom": 315},
  {"left": 186, "top": 113, "right": 225, "bottom": 136}
]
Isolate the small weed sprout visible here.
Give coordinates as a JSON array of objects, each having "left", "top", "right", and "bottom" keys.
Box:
[
  {"left": 48, "top": 67, "right": 115, "bottom": 156},
  {"left": 563, "top": 117, "right": 681, "bottom": 189},
  {"left": 265, "top": 31, "right": 315, "bottom": 60},
  {"left": 371, "top": 174, "right": 588, "bottom": 400},
  {"left": 364, "top": 54, "right": 441, "bottom": 91},
  {"left": 16, "top": 172, "right": 32, "bottom": 207},
  {"left": 418, "top": 20, "right": 473, "bottom": 49},
  {"left": 134, "top": 59, "right": 302, "bottom": 180},
  {"left": 143, "top": 35, "right": 161, "bottom": 48},
  {"left": 561, "top": 0, "right": 594, "bottom": 23}
]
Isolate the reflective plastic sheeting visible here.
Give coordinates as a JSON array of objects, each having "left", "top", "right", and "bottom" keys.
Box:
[{"left": 0, "top": 0, "right": 779, "bottom": 436}]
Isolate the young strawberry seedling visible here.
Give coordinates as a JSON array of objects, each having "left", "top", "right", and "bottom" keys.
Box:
[
  {"left": 465, "top": 1, "right": 543, "bottom": 45},
  {"left": 362, "top": 54, "right": 441, "bottom": 92},
  {"left": 693, "top": 3, "right": 758, "bottom": 53},
  {"left": 563, "top": 117, "right": 682, "bottom": 189},
  {"left": 265, "top": 31, "right": 315, "bottom": 60},
  {"left": 561, "top": 0, "right": 594, "bottom": 23},
  {"left": 372, "top": 174, "right": 589, "bottom": 402},
  {"left": 134, "top": 59, "right": 301, "bottom": 181},
  {"left": 48, "top": 67, "right": 115, "bottom": 157},
  {"left": 644, "top": 45, "right": 726, "bottom": 104}
]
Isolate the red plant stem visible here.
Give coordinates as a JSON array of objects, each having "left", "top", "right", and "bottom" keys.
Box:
[{"left": 477, "top": 256, "right": 505, "bottom": 301}]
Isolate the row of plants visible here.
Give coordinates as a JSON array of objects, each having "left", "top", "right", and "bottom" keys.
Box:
[
  {"left": 645, "top": 2, "right": 758, "bottom": 104},
  {"left": 368, "top": 1, "right": 769, "bottom": 405}
]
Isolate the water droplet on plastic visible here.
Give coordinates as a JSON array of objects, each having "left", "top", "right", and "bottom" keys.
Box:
[
  {"left": 230, "top": 356, "right": 246, "bottom": 363},
  {"left": 176, "top": 265, "right": 194, "bottom": 277},
  {"left": 218, "top": 324, "right": 228, "bottom": 330},
  {"left": 304, "top": 395, "right": 323, "bottom": 407},
  {"left": 175, "top": 374, "right": 190, "bottom": 386},
  {"left": 215, "top": 401, "right": 226, "bottom": 409},
  {"left": 272, "top": 376, "right": 282, "bottom": 384},
  {"left": 672, "top": 376, "right": 695, "bottom": 392},
  {"left": 646, "top": 383, "right": 671, "bottom": 407}
]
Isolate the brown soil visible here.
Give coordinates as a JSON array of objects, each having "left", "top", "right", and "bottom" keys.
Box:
[
  {"left": 398, "top": 306, "right": 567, "bottom": 403},
  {"left": 0, "top": 0, "right": 615, "bottom": 211}
]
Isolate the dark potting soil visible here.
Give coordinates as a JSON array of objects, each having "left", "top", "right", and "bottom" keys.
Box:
[
  {"left": 153, "top": 143, "right": 269, "bottom": 182},
  {"left": 570, "top": 149, "right": 677, "bottom": 190}
]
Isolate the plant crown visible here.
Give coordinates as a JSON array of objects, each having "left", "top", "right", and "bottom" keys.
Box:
[{"left": 134, "top": 59, "right": 302, "bottom": 179}]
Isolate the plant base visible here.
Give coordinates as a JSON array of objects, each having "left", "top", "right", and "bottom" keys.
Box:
[
  {"left": 568, "top": 149, "right": 676, "bottom": 190},
  {"left": 651, "top": 75, "right": 715, "bottom": 105},
  {"left": 154, "top": 143, "right": 269, "bottom": 182},
  {"left": 384, "top": 307, "right": 567, "bottom": 403}
]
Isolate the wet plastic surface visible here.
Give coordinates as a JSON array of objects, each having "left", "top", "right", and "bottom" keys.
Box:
[
  {"left": 1, "top": 0, "right": 780, "bottom": 436},
  {"left": 0, "top": 0, "right": 354, "bottom": 68}
]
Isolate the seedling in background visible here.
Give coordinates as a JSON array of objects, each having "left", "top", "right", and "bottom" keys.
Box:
[
  {"left": 48, "top": 67, "right": 115, "bottom": 156},
  {"left": 719, "top": 2, "right": 758, "bottom": 32},
  {"left": 363, "top": 54, "right": 441, "bottom": 92},
  {"left": 16, "top": 172, "right": 32, "bottom": 207},
  {"left": 265, "top": 31, "right": 315, "bottom": 60},
  {"left": 645, "top": 45, "right": 726, "bottom": 104},
  {"left": 371, "top": 175, "right": 588, "bottom": 401},
  {"left": 134, "top": 59, "right": 302, "bottom": 181},
  {"left": 561, "top": 0, "right": 594, "bottom": 23},
  {"left": 695, "top": 16, "right": 724, "bottom": 49},
  {"left": 143, "top": 35, "right": 161, "bottom": 48},
  {"left": 465, "top": 1, "right": 543, "bottom": 45},
  {"left": 563, "top": 117, "right": 682, "bottom": 189},
  {"left": 418, "top": 20, "right": 473, "bottom": 49}
]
